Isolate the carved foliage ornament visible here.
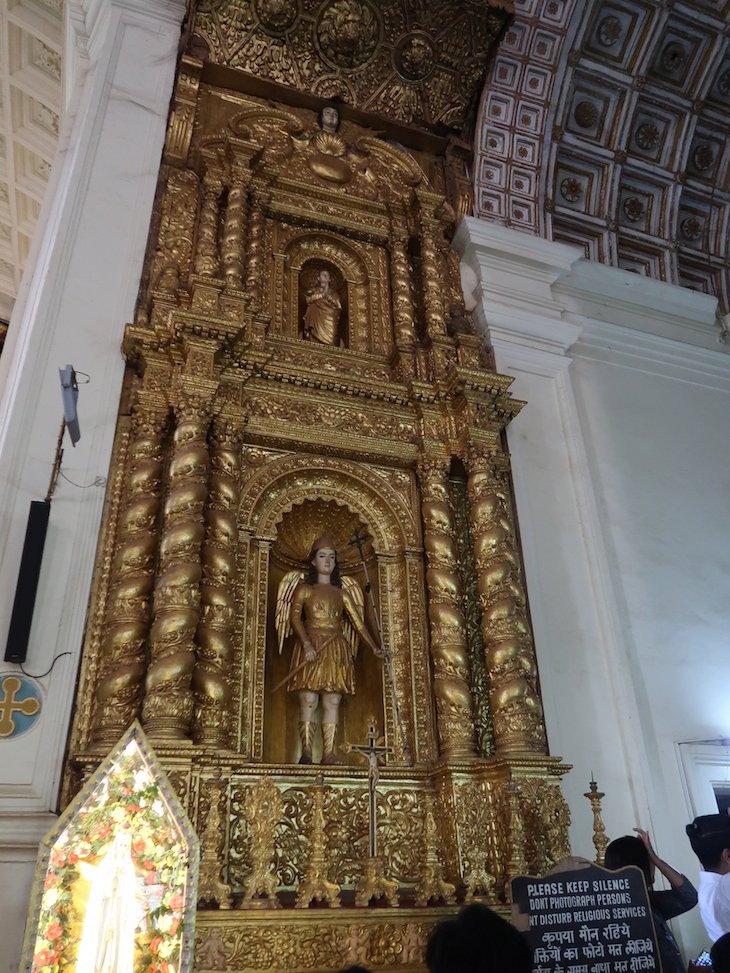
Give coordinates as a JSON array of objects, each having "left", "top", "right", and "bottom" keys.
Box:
[
  {"left": 316, "top": 0, "right": 379, "bottom": 70},
  {"left": 191, "top": 0, "right": 510, "bottom": 132}
]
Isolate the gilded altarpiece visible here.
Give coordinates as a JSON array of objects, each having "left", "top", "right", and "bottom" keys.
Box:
[{"left": 63, "top": 2, "right": 573, "bottom": 969}]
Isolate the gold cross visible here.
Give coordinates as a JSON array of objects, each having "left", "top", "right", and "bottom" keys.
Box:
[{"left": 0, "top": 675, "right": 40, "bottom": 737}]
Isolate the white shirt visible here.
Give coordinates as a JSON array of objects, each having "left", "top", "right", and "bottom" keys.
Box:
[{"left": 698, "top": 870, "right": 730, "bottom": 942}]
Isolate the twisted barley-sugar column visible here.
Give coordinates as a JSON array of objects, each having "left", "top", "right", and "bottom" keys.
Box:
[
  {"left": 142, "top": 399, "right": 211, "bottom": 741},
  {"left": 466, "top": 447, "right": 547, "bottom": 754},
  {"left": 418, "top": 457, "right": 477, "bottom": 758},
  {"left": 416, "top": 196, "right": 448, "bottom": 341},
  {"left": 194, "top": 168, "right": 222, "bottom": 278},
  {"left": 221, "top": 166, "right": 249, "bottom": 288},
  {"left": 192, "top": 420, "right": 242, "bottom": 747},
  {"left": 245, "top": 185, "right": 269, "bottom": 307},
  {"left": 91, "top": 407, "right": 168, "bottom": 747},
  {"left": 389, "top": 220, "right": 417, "bottom": 350}
]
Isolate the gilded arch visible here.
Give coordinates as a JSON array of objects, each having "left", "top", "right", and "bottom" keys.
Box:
[
  {"left": 239, "top": 453, "right": 419, "bottom": 553},
  {"left": 271, "top": 228, "right": 389, "bottom": 355},
  {"left": 237, "top": 452, "right": 424, "bottom": 762}
]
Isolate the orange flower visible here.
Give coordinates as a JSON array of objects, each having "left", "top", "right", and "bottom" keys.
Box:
[
  {"left": 46, "top": 922, "right": 62, "bottom": 941},
  {"left": 50, "top": 850, "right": 65, "bottom": 868},
  {"left": 142, "top": 859, "right": 155, "bottom": 870},
  {"left": 33, "top": 949, "right": 50, "bottom": 967},
  {"left": 67, "top": 852, "right": 79, "bottom": 865},
  {"left": 145, "top": 872, "right": 158, "bottom": 885},
  {"left": 168, "top": 918, "right": 180, "bottom": 936},
  {"left": 168, "top": 893, "right": 183, "bottom": 911},
  {"left": 149, "top": 937, "right": 163, "bottom": 956},
  {"left": 133, "top": 839, "right": 147, "bottom": 854},
  {"left": 44, "top": 873, "right": 57, "bottom": 890}
]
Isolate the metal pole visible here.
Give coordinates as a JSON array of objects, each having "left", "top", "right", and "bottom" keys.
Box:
[{"left": 349, "top": 528, "right": 411, "bottom": 764}]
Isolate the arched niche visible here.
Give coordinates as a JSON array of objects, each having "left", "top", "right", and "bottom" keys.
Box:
[
  {"left": 236, "top": 454, "right": 423, "bottom": 764},
  {"left": 271, "top": 230, "right": 391, "bottom": 356}
]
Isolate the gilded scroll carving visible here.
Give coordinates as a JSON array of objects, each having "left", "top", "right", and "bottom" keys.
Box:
[{"left": 151, "top": 169, "right": 199, "bottom": 295}]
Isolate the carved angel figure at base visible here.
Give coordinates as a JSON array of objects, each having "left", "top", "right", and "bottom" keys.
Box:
[{"left": 276, "top": 535, "right": 383, "bottom": 765}]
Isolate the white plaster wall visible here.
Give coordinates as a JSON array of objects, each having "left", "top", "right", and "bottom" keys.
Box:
[
  {"left": 0, "top": 2, "right": 185, "bottom": 971},
  {"left": 456, "top": 216, "right": 730, "bottom": 961}
]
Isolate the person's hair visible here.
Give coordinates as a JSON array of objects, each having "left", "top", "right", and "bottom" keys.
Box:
[
  {"left": 686, "top": 814, "right": 730, "bottom": 870},
  {"left": 712, "top": 933, "right": 730, "bottom": 973},
  {"left": 426, "top": 903, "right": 532, "bottom": 973},
  {"left": 604, "top": 835, "right": 652, "bottom": 883}
]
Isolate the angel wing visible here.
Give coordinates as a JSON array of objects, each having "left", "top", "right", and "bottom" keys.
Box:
[
  {"left": 275, "top": 570, "right": 304, "bottom": 654},
  {"left": 341, "top": 575, "right": 366, "bottom": 661}
]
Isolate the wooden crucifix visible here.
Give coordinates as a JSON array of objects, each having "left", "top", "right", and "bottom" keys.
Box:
[
  {"left": 351, "top": 717, "right": 391, "bottom": 857},
  {"left": 350, "top": 717, "right": 398, "bottom": 906}
]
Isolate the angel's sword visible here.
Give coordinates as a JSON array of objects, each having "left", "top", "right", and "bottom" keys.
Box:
[
  {"left": 349, "top": 528, "right": 412, "bottom": 765},
  {"left": 271, "top": 634, "right": 339, "bottom": 693}
]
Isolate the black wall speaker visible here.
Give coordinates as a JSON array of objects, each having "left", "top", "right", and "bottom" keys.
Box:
[{"left": 4, "top": 500, "right": 50, "bottom": 664}]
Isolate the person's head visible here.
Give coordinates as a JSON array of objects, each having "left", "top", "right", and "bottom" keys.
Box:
[
  {"left": 306, "top": 535, "right": 342, "bottom": 587},
  {"left": 426, "top": 903, "right": 532, "bottom": 973},
  {"left": 686, "top": 814, "right": 730, "bottom": 873},
  {"left": 318, "top": 269, "right": 331, "bottom": 286},
  {"left": 604, "top": 835, "right": 654, "bottom": 885},
  {"left": 318, "top": 102, "right": 341, "bottom": 133},
  {"left": 711, "top": 932, "right": 730, "bottom": 973}
]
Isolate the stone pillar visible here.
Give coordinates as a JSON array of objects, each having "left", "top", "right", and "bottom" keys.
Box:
[
  {"left": 92, "top": 402, "right": 168, "bottom": 747},
  {"left": 143, "top": 395, "right": 211, "bottom": 741},
  {"left": 466, "top": 446, "right": 547, "bottom": 754},
  {"left": 418, "top": 456, "right": 477, "bottom": 758},
  {"left": 192, "top": 419, "right": 242, "bottom": 747}
]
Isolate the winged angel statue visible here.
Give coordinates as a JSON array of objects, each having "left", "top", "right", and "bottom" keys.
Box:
[{"left": 275, "top": 535, "right": 383, "bottom": 765}]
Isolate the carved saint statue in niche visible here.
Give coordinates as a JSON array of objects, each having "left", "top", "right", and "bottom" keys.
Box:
[
  {"left": 276, "top": 535, "right": 383, "bottom": 764},
  {"left": 303, "top": 268, "right": 342, "bottom": 345}
]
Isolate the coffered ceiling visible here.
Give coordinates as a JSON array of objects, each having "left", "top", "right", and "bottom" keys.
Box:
[
  {"left": 0, "top": 0, "right": 62, "bottom": 321},
  {"left": 475, "top": 0, "right": 730, "bottom": 314}
]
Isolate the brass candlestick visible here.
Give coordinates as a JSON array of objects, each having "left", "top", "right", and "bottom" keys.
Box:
[
  {"left": 414, "top": 795, "right": 456, "bottom": 906},
  {"left": 295, "top": 776, "right": 341, "bottom": 908},
  {"left": 584, "top": 775, "right": 609, "bottom": 865},
  {"left": 238, "top": 777, "right": 283, "bottom": 909},
  {"left": 505, "top": 781, "right": 528, "bottom": 902},
  {"left": 197, "top": 768, "right": 232, "bottom": 909}
]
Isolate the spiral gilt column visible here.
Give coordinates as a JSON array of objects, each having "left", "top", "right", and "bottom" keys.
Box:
[
  {"left": 91, "top": 405, "right": 168, "bottom": 747},
  {"left": 221, "top": 165, "right": 249, "bottom": 289},
  {"left": 418, "top": 456, "right": 477, "bottom": 758},
  {"left": 192, "top": 419, "right": 242, "bottom": 747},
  {"left": 466, "top": 446, "right": 546, "bottom": 754},
  {"left": 194, "top": 167, "right": 223, "bottom": 278},
  {"left": 245, "top": 185, "right": 269, "bottom": 307},
  {"left": 416, "top": 193, "right": 448, "bottom": 341},
  {"left": 389, "top": 218, "right": 417, "bottom": 377},
  {"left": 142, "top": 395, "right": 211, "bottom": 742}
]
